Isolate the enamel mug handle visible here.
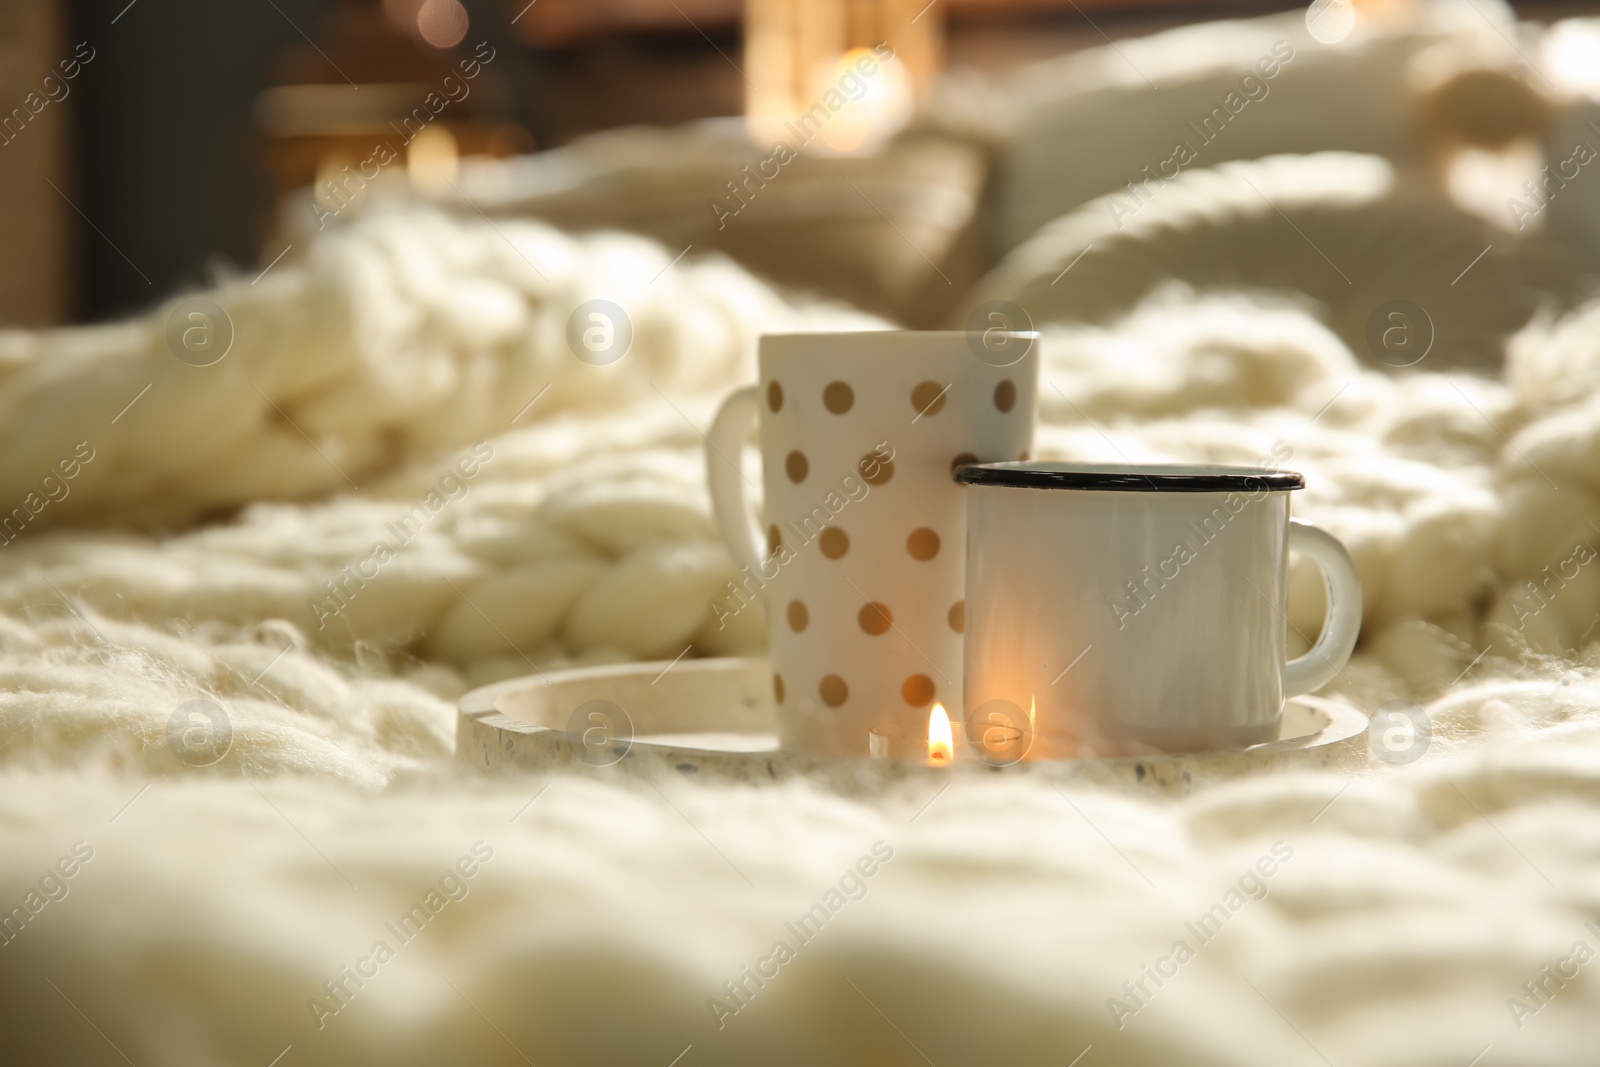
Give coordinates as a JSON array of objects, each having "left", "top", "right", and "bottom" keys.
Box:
[
  {"left": 1284, "top": 519, "right": 1363, "bottom": 697},
  {"left": 706, "top": 385, "right": 764, "bottom": 578}
]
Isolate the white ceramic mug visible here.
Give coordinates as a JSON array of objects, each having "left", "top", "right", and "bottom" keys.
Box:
[
  {"left": 707, "top": 331, "right": 1038, "bottom": 756},
  {"left": 956, "top": 462, "right": 1362, "bottom": 757}
]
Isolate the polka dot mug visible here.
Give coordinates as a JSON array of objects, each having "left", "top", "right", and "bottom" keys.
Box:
[{"left": 706, "top": 331, "right": 1039, "bottom": 756}]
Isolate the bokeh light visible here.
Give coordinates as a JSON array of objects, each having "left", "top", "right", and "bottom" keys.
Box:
[
  {"left": 812, "top": 47, "right": 915, "bottom": 155},
  {"left": 416, "top": 0, "right": 469, "bottom": 50},
  {"left": 1306, "top": 0, "right": 1356, "bottom": 44}
]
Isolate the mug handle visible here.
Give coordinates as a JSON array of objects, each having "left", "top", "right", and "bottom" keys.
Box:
[
  {"left": 706, "top": 385, "right": 764, "bottom": 578},
  {"left": 1284, "top": 519, "right": 1363, "bottom": 697}
]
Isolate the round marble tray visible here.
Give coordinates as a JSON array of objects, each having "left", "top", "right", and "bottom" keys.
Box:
[{"left": 457, "top": 657, "right": 1371, "bottom": 795}]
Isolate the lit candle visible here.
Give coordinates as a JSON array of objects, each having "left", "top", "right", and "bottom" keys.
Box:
[{"left": 927, "top": 702, "right": 953, "bottom": 766}]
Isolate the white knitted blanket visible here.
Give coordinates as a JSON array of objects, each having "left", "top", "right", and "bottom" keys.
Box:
[{"left": 1, "top": 208, "right": 1597, "bottom": 1066}]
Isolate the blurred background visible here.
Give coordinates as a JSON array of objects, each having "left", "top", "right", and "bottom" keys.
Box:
[{"left": 7, "top": 0, "right": 1600, "bottom": 352}]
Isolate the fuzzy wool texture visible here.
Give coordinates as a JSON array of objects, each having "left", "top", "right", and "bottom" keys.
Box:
[{"left": 1, "top": 207, "right": 1599, "bottom": 1066}]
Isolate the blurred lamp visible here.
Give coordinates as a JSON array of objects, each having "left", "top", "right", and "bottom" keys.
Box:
[{"left": 745, "top": 0, "right": 937, "bottom": 155}]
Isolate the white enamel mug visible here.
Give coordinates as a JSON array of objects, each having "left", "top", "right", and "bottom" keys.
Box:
[
  {"left": 706, "top": 331, "right": 1038, "bottom": 756},
  {"left": 957, "top": 462, "right": 1362, "bottom": 758}
]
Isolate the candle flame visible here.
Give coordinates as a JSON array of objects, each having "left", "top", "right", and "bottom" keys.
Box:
[
  {"left": 928, "top": 702, "right": 953, "bottom": 765},
  {"left": 1029, "top": 695, "right": 1036, "bottom": 732}
]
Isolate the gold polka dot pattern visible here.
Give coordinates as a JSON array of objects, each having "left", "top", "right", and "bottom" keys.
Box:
[
  {"left": 911, "top": 380, "right": 948, "bottom": 417},
  {"left": 860, "top": 453, "right": 893, "bottom": 486},
  {"left": 858, "top": 602, "right": 892, "bottom": 635},
  {"left": 823, "top": 381, "right": 854, "bottom": 414},
  {"left": 819, "top": 674, "right": 849, "bottom": 707},
  {"left": 995, "top": 379, "right": 1017, "bottom": 413},
  {"left": 901, "top": 674, "right": 935, "bottom": 706},
  {"left": 907, "top": 527, "right": 941, "bottom": 561},
  {"left": 819, "top": 526, "right": 849, "bottom": 559}
]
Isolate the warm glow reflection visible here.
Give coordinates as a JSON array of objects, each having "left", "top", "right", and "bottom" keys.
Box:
[
  {"left": 1444, "top": 142, "right": 1543, "bottom": 232},
  {"left": 927, "top": 702, "right": 952, "bottom": 765},
  {"left": 746, "top": 46, "right": 914, "bottom": 156},
  {"left": 407, "top": 125, "right": 459, "bottom": 194},
  {"left": 416, "top": 0, "right": 468, "bottom": 49},
  {"left": 1305, "top": 0, "right": 1355, "bottom": 45},
  {"left": 314, "top": 152, "right": 362, "bottom": 213},
  {"left": 813, "top": 48, "right": 914, "bottom": 155},
  {"left": 1546, "top": 21, "right": 1600, "bottom": 97}
]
